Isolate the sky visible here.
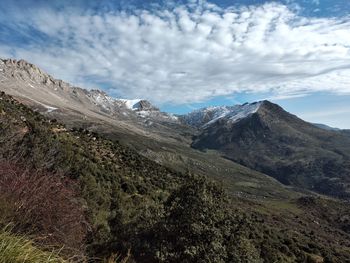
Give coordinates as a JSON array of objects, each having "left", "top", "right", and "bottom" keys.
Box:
[{"left": 0, "top": 0, "right": 350, "bottom": 128}]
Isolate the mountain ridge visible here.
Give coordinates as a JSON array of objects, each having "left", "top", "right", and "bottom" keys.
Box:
[
  {"left": 0, "top": 58, "right": 163, "bottom": 115},
  {"left": 2, "top": 57, "right": 345, "bottom": 132},
  {"left": 179, "top": 101, "right": 263, "bottom": 128},
  {"left": 0, "top": 58, "right": 187, "bottom": 146}
]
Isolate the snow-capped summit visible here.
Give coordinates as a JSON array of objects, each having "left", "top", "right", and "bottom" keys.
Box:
[
  {"left": 119, "top": 99, "right": 159, "bottom": 111},
  {"left": 180, "top": 102, "right": 262, "bottom": 128},
  {"left": 87, "top": 89, "right": 159, "bottom": 113}
]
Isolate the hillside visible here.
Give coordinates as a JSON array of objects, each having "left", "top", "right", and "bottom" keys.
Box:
[{"left": 0, "top": 90, "right": 186, "bottom": 260}]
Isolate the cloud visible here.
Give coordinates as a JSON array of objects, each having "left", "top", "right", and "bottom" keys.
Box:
[
  {"left": 1, "top": 1, "right": 350, "bottom": 105},
  {"left": 265, "top": 93, "right": 309, "bottom": 101}
]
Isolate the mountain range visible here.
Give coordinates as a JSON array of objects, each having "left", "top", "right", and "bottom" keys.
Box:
[
  {"left": 1, "top": 58, "right": 349, "bottom": 199},
  {"left": 1, "top": 58, "right": 350, "bottom": 262}
]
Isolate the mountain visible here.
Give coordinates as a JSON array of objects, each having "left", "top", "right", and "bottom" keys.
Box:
[
  {"left": 1, "top": 58, "right": 297, "bottom": 201},
  {"left": 342, "top": 129, "right": 350, "bottom": 137},
  {"left": 0, "top": 58, "right": 199, "bottom": 171},
  {"left": 313, "top": 123, "right": 341, "bottom": 131},
  {"left": 179, "top": 102, "right": 262, "bottom": 128},
  {"left": 0, "top": 59, "right": 177, "bottom": 126},
  {"left": 187, "top": 101, "right": 350, "bottom": 199}
]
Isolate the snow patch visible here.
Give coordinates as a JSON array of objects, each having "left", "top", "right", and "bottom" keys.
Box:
[
  {"left": 35, "top": 101, "right": 58, "bottom": 113},
  {"left": 137, "top": 110, "right": 150, "bottom": 118},
  {"left": 22, "top": 97, "right": 58, "bottom": 113},
  {"left": 226, "top": 102, "right": 262, "bottom": 124},
  {"left": 168, "top": 114, "right": 179, "bottom": 121},
  {"left": 44, "top": 105, "right": 58, "bottom": 113},
  {"left": 119, "top": 99, "right": 142, "bottom": 110}
]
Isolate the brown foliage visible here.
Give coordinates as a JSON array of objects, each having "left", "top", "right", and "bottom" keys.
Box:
[{"left": 0, "top": 160, "right": 89, "bottom": 258}]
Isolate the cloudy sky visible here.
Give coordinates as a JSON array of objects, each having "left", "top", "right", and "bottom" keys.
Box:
[{"left": 1, "top": 0, "right": 350, "bottom": 128}]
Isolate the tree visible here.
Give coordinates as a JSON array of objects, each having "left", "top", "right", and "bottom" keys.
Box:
[{"left": 156, "top": 176, "right": 231, "bottom": 263}]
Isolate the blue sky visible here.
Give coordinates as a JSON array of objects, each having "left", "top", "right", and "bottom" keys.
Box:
[{"left": 1, "top": 0, "right": 350, "bottom": 128}]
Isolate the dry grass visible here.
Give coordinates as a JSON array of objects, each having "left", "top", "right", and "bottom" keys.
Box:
[{"left": 0, "top": 227, "right": 66, "bottom": 263}]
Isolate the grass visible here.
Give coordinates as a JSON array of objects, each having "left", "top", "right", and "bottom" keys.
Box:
[
  {"left": 0, "top": 228, "right": 65, "bottom": 263},
  {"left": 104, "top": 250, "right": 131, "bottom": 263},
  {"left": 259, "top": 199, "right": 303, "bottom": 215},
  {"left": 0, "top": 226, "right": 132, "bottom": 263}
]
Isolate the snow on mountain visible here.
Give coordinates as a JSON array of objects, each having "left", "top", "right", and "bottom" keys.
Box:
[
  {"left": 87, "top": 90, "right": 158, "bottom": 113},
  {"left": 119, "top": 99, "right": 142, "bottom": 110},
  {"left": 181, "top": 102, "right": 262, "bottom": 128},
  {"left": 86, "top": 92, "right": 179, "bottom": 123},
  {"left": 88, "top": 90, "right": 117, "bottom": 111},
  {"left": 223, "top": 102, "right": 262, "bottom": 125}
]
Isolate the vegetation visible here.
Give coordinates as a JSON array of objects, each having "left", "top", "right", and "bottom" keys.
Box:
[
  {"left": 0, "top": 161, "right": 88, "bottom": 257},
  {"left": 0, "top": 227, "right": 65, "bottom": 263},
  {"left": 1, "top": 91, "right": 350, "bottom": 262}
]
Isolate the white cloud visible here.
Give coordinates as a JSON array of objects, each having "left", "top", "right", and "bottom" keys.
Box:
[{"left": 1, "top": 2, "right": 350, "bottom": 105}]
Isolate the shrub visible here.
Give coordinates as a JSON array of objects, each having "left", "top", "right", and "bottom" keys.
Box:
[{"left": 0, "top": 161, "right": 89, "bottom": 258}]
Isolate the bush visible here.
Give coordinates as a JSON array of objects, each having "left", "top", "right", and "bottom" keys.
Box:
[{"left": 0, "top": 161, "right": 89, "bottom": 258}]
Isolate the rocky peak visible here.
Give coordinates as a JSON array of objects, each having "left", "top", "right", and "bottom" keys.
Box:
[
  {"left": 133, "top": 100, "right": 159, "bottom": 111},
  {"left": 88, "top": 89, "right": 110, "bottom": 100},
  {"left": 0, "top": 58, "right": 63, "bottom": 87},
  {"left": 2, "top": 58, "right": 44, "bottom": 76},
  {"left": 90, "top": 89, "right": 106, "bottom": 95}
]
